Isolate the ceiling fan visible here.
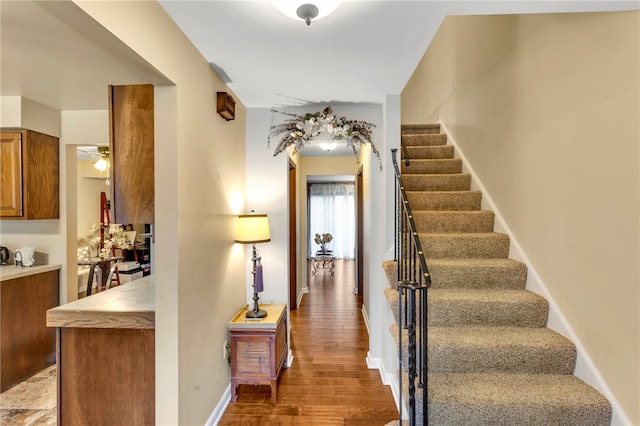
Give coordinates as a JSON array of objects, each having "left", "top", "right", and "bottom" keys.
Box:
[{"left": 77, "top": 146, "right": 111, "bottom": 184}]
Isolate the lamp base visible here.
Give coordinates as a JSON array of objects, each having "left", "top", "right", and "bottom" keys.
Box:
[{"left": 245, "top": 309, "right": 267, "bottom": 319}]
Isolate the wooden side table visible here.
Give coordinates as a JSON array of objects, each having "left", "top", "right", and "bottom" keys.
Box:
[{"left": 228, "top": 303, "right": 287, "bottom": 404}]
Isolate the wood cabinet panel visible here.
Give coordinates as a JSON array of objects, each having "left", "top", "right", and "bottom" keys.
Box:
[
  {"left": 0, "top": 131, "right": 22, "bottom": 216},
  {"left": 1, "top": 270, "right": 59, "bottom": 391},
  {"left": 109, "top": 84, "right": 154, "bottom": 224},
  {"left": 0, "top": 129, "right": 59, "bottom": 219},
  {"left": 58, "top": 327, "right": 155, "bottom": 426}
]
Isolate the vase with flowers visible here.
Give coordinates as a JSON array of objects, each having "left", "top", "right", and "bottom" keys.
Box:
[
  {"left": 78, "top": 223, "right": 130, "bottom": 259},
  {"left": 314, "top": 233, "right": 333, "bottom": 254}
]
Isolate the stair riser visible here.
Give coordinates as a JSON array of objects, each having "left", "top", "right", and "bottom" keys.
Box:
[
  {"left": 396, "top": 374, "right": 612, "bottom": 426},
  {"left": 392, "top": 329, "right": 576, "bottom": 375},
  {"left": 401, "top": 133, "right": 447, "bottom": 146},
  {"left": 386, "top": 290, "right": 549, "bottom": 328},
  {"left": 402, "top": 174, "right": 471, "bottom": 191},
  {"left": 401, "top": 124, "right": 440, "bottom": 134},
  {"left": 402, "top": 145, "right": 454, "bottom": 159},
  {"left": 402, "top": 159, "right": 462, "bottom": 174},
  {"left": 427, "top": 342, "right": 576, "bottom": 374},
  {"left": 428, "top": 402, "right": 612, "bottom": 426},
  {"left": 406, "top": 191, "right": 482, "bottom": 211},
  {"left": 382, "top": 260, "right": 528, "bottom": 290},
  {"left": 412, "top": 211, "right": 495, "bottom": 233},
  {"left": 420, "top": 233, "right": 510, "bottom": 259}
]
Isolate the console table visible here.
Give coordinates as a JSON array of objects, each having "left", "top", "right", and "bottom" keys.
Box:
[
  {"left": 228, "top": 303, "right": 287, "bottom": 404},
  {"left": 312, "top": 250, "right": 335, "bottom": 276}
]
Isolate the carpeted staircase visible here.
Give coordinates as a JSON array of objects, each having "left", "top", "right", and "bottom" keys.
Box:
[{"left": 383, "top": 124, "right": 612, "bottom": 426}]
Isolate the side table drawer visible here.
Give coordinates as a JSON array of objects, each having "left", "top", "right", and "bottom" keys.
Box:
[{"left": 232, "top": 333, "right": 274, "bottom": 378}]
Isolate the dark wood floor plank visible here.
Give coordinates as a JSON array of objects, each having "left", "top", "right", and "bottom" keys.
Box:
[{"left": 219, "top": 260, "right": 398, "bottom": 425}]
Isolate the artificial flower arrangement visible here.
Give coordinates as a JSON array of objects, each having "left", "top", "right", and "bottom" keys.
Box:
[
  {"left": 78, "top": 223, "right": 130, "bottom": 258},
  {"left": 314, "top": 233, "right": 333, "bottom": 252},
  {"left": 268, "top": 106, "right": 382, "bottom": 170}
]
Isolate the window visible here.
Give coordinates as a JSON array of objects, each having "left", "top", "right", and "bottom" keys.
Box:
[{"left": 308, "top": 183, "right": 356, "bottom": 259}]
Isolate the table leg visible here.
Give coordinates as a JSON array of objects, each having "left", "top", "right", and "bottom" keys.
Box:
[
  {"left": 85, "top": 265, "right": 96, "bottom": 296},
  {"left": 270, "top": 380, "right": 277, "bottom": 404},
  {"left": 231, "top": 379, "right": 238, "bottom": 402}
]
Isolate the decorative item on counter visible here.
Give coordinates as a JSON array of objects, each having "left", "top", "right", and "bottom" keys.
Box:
[
  {"left": 314, "top": 233, "right": 333, "bottom": 253},
  {"left": 267, "top": 106, "right": 381, "bottom": 170},
  {"left": 0, "top": 246, "right": 9, "bottom": 265},
  {"left": 15, "top": 247, "right": 35, "bottom": 267},
  {"left": 235, "top": 212, "right": 271, "bottom": 319}
]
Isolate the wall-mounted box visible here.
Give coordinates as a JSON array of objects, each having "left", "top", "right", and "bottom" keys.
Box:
[{"left": 216, "top": 92, "right": 235, "bottom": 121}]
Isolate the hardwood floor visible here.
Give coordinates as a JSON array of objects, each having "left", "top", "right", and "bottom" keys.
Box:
[{"left": 219, "top": 259, "right": 398, "bottom": 425}]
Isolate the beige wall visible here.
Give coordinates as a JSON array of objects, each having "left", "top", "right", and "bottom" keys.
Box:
[
  {"left": 402, "top": 11, "right": 639, "bottom": 423},
  {"left": 74, "top": 2, "right": 247, "bottom": 424}
]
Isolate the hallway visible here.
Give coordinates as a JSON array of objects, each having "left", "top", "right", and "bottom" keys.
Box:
[{"left": 219, "top": 259, "right": 398, "bottom": 425}]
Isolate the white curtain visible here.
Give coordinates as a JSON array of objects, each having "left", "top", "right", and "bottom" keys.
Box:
[{"left": 308, "top": 183, "right": 356, "bottom": 259}]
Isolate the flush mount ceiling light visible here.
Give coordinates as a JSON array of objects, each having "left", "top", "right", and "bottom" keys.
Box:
[
  {"left": 271, "top": 1, "right": 342, "bottom": 26},
  {"left": 318, "top": 142, "right": 337, "bottom": 151}
]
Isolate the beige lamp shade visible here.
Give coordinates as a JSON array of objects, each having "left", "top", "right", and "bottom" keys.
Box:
[{"left": 235, "top": 214, "right": 271, "bottom": 244}]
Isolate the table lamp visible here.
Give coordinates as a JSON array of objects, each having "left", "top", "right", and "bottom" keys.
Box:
[{"left": 236, "top": 213, "right": 271, "bottom": 318}]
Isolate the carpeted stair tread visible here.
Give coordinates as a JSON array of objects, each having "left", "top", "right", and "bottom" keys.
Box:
[
  {"left": 402, "top": 145, "right": 454, "bottom": 159},
  {"left": 401, "top": 158, "right": 462, "bottom": 174},
  {"left": 420, "top": 232, "right": 510, "bottom": 259},
  {"left": 401, "top": 124, "right": 440, "bottom": 134},
  {"left": 402, "top": 174, "right": 471, "bottom": 191},
  {"left": 390, "top": 325, "right": 577, "bottom": 375},
  {"left": 428, "top": 372, "right": 612, "bottom": 426},
  {"left": 406, "top": 190, "right": 482, "bottom": 211},
  {"left": 385, "top": 288, "right": 548, "bottom": 327},
  {"left": 428, "top": 326, "right": 576, "bottom": 374},
  {"left": 412, "top": 210, "right": 495, "bottom": 233},
  {"left": 382, "top": 258, "right": 528, "bottom": 290},
  {"left": 401, "top": 133, "right": 447, "bottom": 146}
]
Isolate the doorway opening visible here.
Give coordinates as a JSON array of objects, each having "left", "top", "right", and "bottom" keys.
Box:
[{"left": 306, "top": 175, "right": 357, "bottom": 287}]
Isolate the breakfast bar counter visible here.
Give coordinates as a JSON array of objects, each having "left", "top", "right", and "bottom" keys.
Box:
[
  {"left": 47, "top": 274, "right": 154, "bottom": 329},
  {"left": 47, "top": 275, "right": 155, "bottom": 426}
]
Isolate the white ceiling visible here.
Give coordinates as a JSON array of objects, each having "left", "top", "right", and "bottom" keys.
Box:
[
  {"left": 1, "top": 1, "right": 637, "bottom": 112},
  {"left": 158, "top": 0, "right": 640, "bottom": 108}
]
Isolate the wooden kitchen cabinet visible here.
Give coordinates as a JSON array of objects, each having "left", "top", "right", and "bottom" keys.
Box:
[
  {"left": 229, "top": 304, "right": 288, "bottom": 404},
  {"left": 0, "top": 129, "right": 59, "bottom": 219},
  {"left": 1, "top": 268, "right": 60, "bottom": 391},
  {"left": 109, "top": 84, "right": 154, "bottom": 225}
]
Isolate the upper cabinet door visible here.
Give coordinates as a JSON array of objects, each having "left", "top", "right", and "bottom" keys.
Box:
[
  {"left": 109, "top": 84, "right": 154, "bottom": 225},
  {"left": 0, "top": 129, "right": 59, "bottom": 220},
  {"left": 0, "top": 131, "right": 23, "bottom": 217}
]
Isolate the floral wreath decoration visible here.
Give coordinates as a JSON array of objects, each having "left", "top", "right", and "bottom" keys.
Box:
[{"left": 268, "top": 107, "right": 382, "bottom": 170}]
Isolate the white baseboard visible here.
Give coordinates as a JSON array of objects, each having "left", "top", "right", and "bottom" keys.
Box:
[
  {"left": 287, "top": 349, "right": 294, "bottom": 368},
  {"left": 297, "top": 286, "right": 308, "bottom": 308},
  {"left": 439, "top": 119, "right": 631, "bottom": 426},
  {"left": 205, "top": 384, "right": 231, "bottom": 426},
  {"left": 361, "top": 304, "right": 370, "bottom": 335}
]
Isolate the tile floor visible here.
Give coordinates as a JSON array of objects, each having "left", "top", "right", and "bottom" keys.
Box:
[{"left": 0, "top": 365, "right": 56, "bottom": 426}]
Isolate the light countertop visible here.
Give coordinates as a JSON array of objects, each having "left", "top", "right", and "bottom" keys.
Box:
[
  {"left": 0, "top": 264, "right": 61, "bottom": 282},
  {"left": 47, "top": 275, "right": 155, "bottom": 329}
]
